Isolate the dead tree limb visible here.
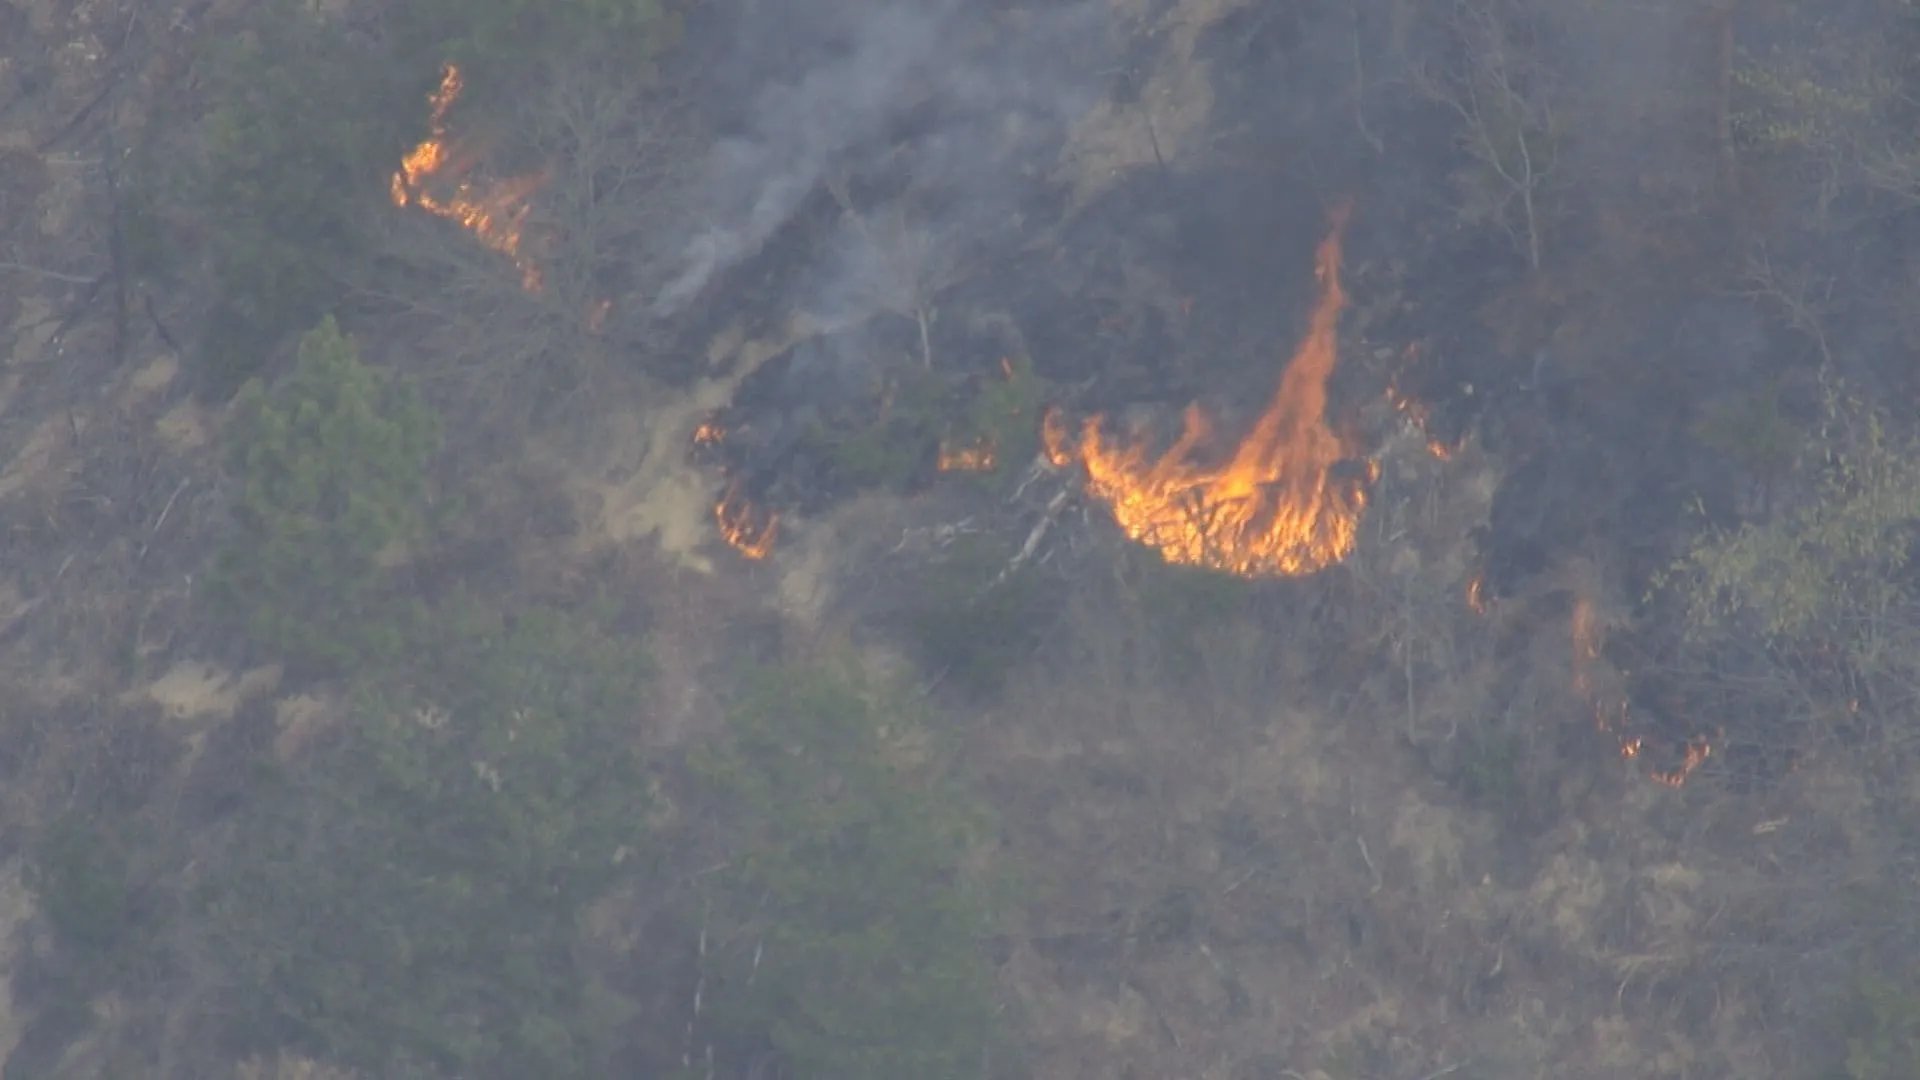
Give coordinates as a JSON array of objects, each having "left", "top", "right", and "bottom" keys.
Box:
[
  {"left": 1416, "top": 0, "right": 1556, "bottom": 271},
  {"left": 0, "top": 262, "right": 100, "bottom": 283}
]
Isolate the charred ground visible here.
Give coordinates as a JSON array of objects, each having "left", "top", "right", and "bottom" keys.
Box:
[{"left": 3, "top": 0, "right": 1920, "bottom": 1077}]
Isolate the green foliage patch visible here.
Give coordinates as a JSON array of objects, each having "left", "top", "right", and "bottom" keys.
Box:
[
  {"left": 801, "top": 356, "right": 1052, "bottom": 497},
  {"left": 1126, "top": 552, "right": 1257, "bottom": 680},
  {"left": 899, "top": 532, "right": 1058, "bottom": 699},
  {"left": 1835, "top": 972, "right": 1920, "bottom": 1080},
  {"left": 201, "top": 600, "right": 654, "bottom": 1080},
  {"left": 1665, "top": 378, "right": 1920, "bottom": 656},
  {"left": 693, "top": 664, "right": 1013, "bottom": 1080},
  {"left": 211, "top": 317, "right": 439, "bottom": 674},
  {"left": 196, "top": 2, "right": 419, "bottom": 395},
  {"left": 187, "top": 0, "right": 682, "bottom": 394},
  {"left": 388, "top": 0, "right": 682, "bottom": 96},
  {"left": 949, "top": 353, "right": 1050, "bottom": 487},
  {"left": 27, "top": 813, "right": 140, "bottom": 961},
  {"left": 1690, "top": 375, "right": 1803, "bottom": 482},
  {"left": 802, "top": 367, "right": 948, "bottom": 492}
]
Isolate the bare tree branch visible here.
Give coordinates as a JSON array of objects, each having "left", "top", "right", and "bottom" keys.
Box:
[
  {"left": 0, "top": 261, "right": 102, "bottom": 284},
  {"left": 1416, "top": 0, "right": 1558, "bottom": 271}
]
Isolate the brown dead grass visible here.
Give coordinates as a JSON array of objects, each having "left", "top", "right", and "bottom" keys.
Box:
[
  {"left": 556, "top": 311, "right": 843, "bottom": 574},
  {"left": 153, "top": 399, "right": 213, "bottom": 452},
  {"left": 127, "top": 661, "right": 282, "bottom": 730},
  {"left": 0, "top": 6, "right": 1880, "bottom": 1080},
  {"left": 233, "top": 1052, "right": 360, "bottom": 1080},
  {"left": 0, "top": 413, "right": 78, "bottom": 503},
  {"left": 954, "top": 433, "right": 1789, "bottom": 1080},
  {"left": 271, "top": 692, "right": 343, "bottom": 762},
  {"left": 1056, "top": 0, "right": 1246, "bottom": 215},
  {"left": 628, "top": 548, "right": 765, "bottom": 751},
  {"left": 0, "top": 861, "right": 34, "bottom": 1071}
]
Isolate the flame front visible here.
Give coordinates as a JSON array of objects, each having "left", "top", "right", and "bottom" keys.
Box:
[
  {"left": 1571, "top": 594, "right": 1714, "bottom": 787},
  {"left": 391, "top": 64, "right": 546, "bottom": 291},
  {"left": 715, "top": 480, "right": 778, "bottom": 560},
  {"left": 1044, "top": 203, "right": 1366, "bottom": 577},
  {"left": 692, "top": 420, "right": 780, "bottom": 559}
]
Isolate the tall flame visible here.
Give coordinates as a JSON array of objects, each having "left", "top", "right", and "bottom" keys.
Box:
[
  {"left": 1043, "top": 202, "right": 1366, "bottom": 577},
  {"left": 391, "top": 64, "right": 546, "bottom": 291}
]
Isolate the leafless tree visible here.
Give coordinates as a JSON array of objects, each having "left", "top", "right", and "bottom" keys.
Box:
[
  {"left": 362, "top": 55, "right": 697, "bottom": 438},
  {"left": 821, "top": 173, "right": 990, "bottom": 373},
  {"left": 1416, "top": 0, "right": 1560, "bottom": 272},
  {"left": 1737, "top": 245, "right": 1837, "bottom": 366}
]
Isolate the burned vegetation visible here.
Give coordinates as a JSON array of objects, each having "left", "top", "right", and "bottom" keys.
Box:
[{"left": 7, "top": 0, "right": 1920, "bottom": 1078}]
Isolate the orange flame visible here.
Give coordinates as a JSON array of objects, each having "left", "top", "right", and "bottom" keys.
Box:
[
  {"left": 1651, "top": 736, "right": 1712, "bottom": 787},
  {"left": 1571, "top": 594, "right": 1714, "bottom": 787},
  {"left": 715, "top": 480, "right": 778, "bottom": 560},
  {"left": 1044, "top": 203, "right": 1366, "bottom": 577},
  {"left": 687, "top": 420, "right": 778, "bottom": 558},
  {"left": 1386, "top": 367, "right": 1453, "bottom": 460},
  {"left": 1042, "top": 407, "right": 1074, "bottom": 468},
  {"left": 938, "top": 438, "right": 997, "bottom": 472},
  {"left": 391, "top": 64, "right": 546, "bottom": 291}
]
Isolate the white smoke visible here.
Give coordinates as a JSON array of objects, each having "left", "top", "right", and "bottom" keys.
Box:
[{"left": 656, "top": 0, "right": 1108, "bottom": 318}]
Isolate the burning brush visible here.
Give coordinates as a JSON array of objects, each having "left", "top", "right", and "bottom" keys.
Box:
[
  {"left": 688, "top": 414, "right": 780, "bottom": 561},
  {"left": 1570, "top": 592, "right": 1719, "bottom": 787},
  {"left": 1039, "top": 202, "right": 1374, "bottom": 579},
  {"left": 391, "top": 64, "right": 548, "bottom": 291}
]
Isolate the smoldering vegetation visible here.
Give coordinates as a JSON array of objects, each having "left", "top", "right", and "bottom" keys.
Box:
[
  {"left": 6, "top": 0, "right": 1920, "bottom": 1076},
  {"left": 656, "top": 0, "right": 1920, "bottom": 1073}
]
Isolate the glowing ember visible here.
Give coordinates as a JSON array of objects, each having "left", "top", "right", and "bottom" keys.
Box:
[
  {"left": 938, "top": 438, "right": 996, "bottom": 472},
  {"left": 1385, "top": 364, "right": 1453, "bottom": 460},
  {"left": 1466, "top": 576, "right": 1487, "bottom": 614},
  {"left": 1571, "top": 594, "right": 1602, "bottom": 700},
  {"left": 715, "top": 480, "right": 778, "bottom": 560},
  {"left": 1570, "top": 594, "right": 1714, "bottom": 787},
  {"left": 1043, "top": 203, "right": 1367, "bottom": 578},
  {"left": 688, "top": 420, "right": 779, "bottom": 558},
  {"left": 391, "top": 64, "right": 546, "bottom": 291},
  {"left": 1651, "top": 736, "right": 1711, "bottom": 787}
]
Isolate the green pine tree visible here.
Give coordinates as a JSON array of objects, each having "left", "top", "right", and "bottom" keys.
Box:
[{"left": 212, "top": 316, "right": 439, "bottom": 673}]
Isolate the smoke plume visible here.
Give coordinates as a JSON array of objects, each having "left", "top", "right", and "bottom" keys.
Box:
[{"left": 657, "top": 0, "right": 1108, "bottom": 319}]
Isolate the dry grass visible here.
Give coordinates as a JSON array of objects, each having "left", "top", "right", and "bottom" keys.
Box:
[
  {"left": 1056, "top": 0, "right": 1250, "bottom": 214},
  {"left": 934, "top": 420, "right": 1828, "bottom": 1079},
  {"left": 232, "top": 1053, "right": 359, "bottom": 1080}
]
